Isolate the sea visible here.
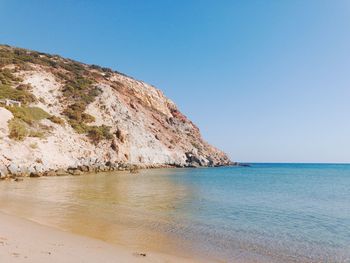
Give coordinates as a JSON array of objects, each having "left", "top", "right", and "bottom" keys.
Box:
[{"left": 0, "top": 163, "right": 349, "bottom": 262}]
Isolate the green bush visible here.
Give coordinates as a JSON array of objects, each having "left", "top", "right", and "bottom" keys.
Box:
[
  {"left": 48, "top": 115, "right": 65, "bottom": 125},
  {"left": 5, "top": 104, "right": 52, "bottom": 141},
  {"left": 82, "top": 113, "right": 95, "bottom": 123},
  {"left": 64, "top": 77, "right": 92, "bottom": 91},
  {"left": 16, "top": 83, "right": 32, "bottom": 91},
  {"left": 68, "top": 120, "right": 89, "bottom": 134},
  {"left": 63, "top": 103, "right": 83, "bottom": 121},
  {"left": 67, "top": 120, "right": 113, "bottom": 144},
  {"left": 7, "top": 106, "right": 50, "bottom": 124},
  {"left": 90, "top": 64, "right": 101, "bottom": 70},
  {"left": 61, "top": 76, "right": 100, "bottom": 133},
  {"left": 0, "top": 84, "right": 36, "bottom": 104},
  {"left": 62, "top": 78, "right": 99, "bottom": 105},
  {"left": 60, "top": 61, "right": 86, "bottom": 75},
  {"left": 28, "top": 130, "right": 45, "bottom": 138},
  {"left": 87, "top": 125, "right": 113, "bottom": 145},
  {"left": 0, "top": 68, "right": 22, "bottom": 85},
  {"left": 8, "top": 118, "right": 28, "bottom": 141}
]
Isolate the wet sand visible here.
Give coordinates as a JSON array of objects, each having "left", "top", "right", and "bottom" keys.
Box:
[{"left": 0, "top": 211, "right": 196, "bottom": 263}]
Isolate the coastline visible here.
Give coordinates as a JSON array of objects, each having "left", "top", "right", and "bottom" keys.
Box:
[
  {"left": 0, "top": 211, "right": 196, "bottom": 263},
  {"left": 0, "top": 162, "right": 236, "bottom": 180}
]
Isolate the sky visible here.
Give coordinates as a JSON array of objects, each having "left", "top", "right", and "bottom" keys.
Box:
[{"left": 1, "top": 0, "right": 350, "bottom": 163}]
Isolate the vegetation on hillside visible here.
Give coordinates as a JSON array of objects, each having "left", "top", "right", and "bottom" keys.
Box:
[
  {"left": 5, "top": 106, "right": 51, "bottom": 141},
  {"left": 0, "top": 45, "right": 114, "bottom": 144},
  {"left": 0, "top": 68, "right": 22, "bottom": 84},
  {"left": 0, "top": 84, "right": 36, "bottom": 104},
  {"left": 8, "top": 118, "right": 28, "bottom": 141},
  {"left": 7, "top": 106, "right": 50, "bottom": 124},
  {"left": 87, "top": 125, "right": 113, "bottom": 145},
  {"left": 48, "top": 115, "right": 65, "bottom": 125},
  {"left": 0, "top": 68, "right": 36, "bottom": 104}
]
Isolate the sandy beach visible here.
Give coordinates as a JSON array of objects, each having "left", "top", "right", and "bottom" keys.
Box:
[{"left": 0, "top": 211, "right": 195, "bottom": 263}]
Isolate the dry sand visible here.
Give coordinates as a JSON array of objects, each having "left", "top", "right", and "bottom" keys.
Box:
[{"left": 0, "top": 211, "right": 196, "bottom": 263}]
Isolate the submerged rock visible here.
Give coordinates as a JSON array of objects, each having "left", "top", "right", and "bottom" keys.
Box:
[
  {"left": 44, "top": 170, "right": 56, "bottom": 176},
  {"left": 29, "top": 172, "right": 41, "bottom": 178},
  {"left": 13, "top": 177, "right": 24, "bottom": 182},
  {"left": 67, "top": 168, "right": 83, "bottom": 176},
  {"left": 56, "top": 169, "right": 69, "bottom": 176}
]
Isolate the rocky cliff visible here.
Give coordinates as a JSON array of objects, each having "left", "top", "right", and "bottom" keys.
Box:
[{"left": 0, "top": 45, "right": 231, "bottom": 178}]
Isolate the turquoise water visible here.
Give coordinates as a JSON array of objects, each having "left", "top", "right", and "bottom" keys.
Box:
[
  {"left": 0, "top": 164, "right": 349, "bottom": 262},
  {"left": 167, "top": 164, "right": 350, "bottom": 262}
]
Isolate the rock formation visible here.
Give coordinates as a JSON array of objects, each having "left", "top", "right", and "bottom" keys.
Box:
[{"left": 0, "top": 44, "right": 231, "bottom": 178}]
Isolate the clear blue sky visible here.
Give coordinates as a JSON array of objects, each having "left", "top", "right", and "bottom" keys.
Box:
[{"left": 1, "top": 0, "right": 350, "bottom": 163}]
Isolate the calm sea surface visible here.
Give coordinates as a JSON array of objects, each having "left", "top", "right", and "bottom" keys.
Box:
[{"left": 0, "top": 164, "right": 349, "bottom": 262}]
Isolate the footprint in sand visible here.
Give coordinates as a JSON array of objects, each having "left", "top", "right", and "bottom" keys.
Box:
[
  {"left": 133, "top": 252, "right": 147, "bottom": 257},
  {"left": 0, "top": 237, "right": 8, "bottom": 246}
]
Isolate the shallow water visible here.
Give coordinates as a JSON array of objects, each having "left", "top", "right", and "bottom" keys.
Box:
[{"left": 0, "top": 164, "right": 349, "bottom": 262}]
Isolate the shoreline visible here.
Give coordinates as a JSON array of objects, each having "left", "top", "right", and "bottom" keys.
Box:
[
  {"left": 0, "top": 162, "right": 237, "bottom": 180},
  {"left": 0, "top": 211, "right": 196, "bottom": 263}
]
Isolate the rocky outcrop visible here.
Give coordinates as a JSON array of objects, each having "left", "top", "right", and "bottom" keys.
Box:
[{"left": 0, "top": 45, "right": 232, "bottom": 179}]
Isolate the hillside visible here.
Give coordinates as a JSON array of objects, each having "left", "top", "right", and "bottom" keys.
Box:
[{"left": 0, "top": 44, "right": 231, "bottom": 177}]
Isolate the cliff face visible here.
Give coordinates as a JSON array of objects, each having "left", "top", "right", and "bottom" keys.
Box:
[{"left": 0, "top": 45, "right": 231, "bottom": 177}]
